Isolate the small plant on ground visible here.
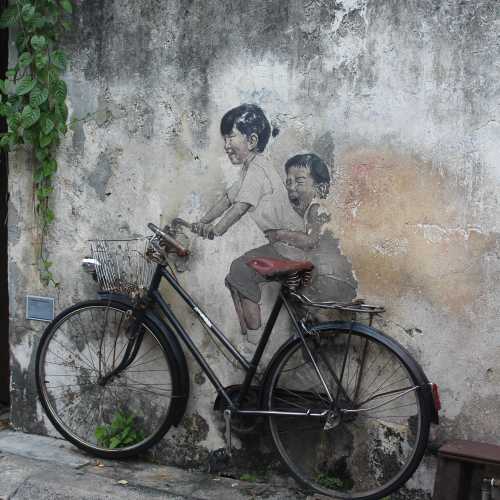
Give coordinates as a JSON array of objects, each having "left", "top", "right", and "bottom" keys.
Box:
[
  {"left": 316, "top": 471, "right": 354, "bottom": 491},
  {"left": 95, "top": 411, "right": 145, "bottom": 449},
  {"left": 239, "top": 473, "right": 259, "bottom": 482}
]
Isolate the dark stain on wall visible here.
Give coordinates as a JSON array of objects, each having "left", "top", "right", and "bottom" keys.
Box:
[
  {"left": 89, "top": 148, "right": 116, "bottom": 202},
  {"left": 150, "top": 412, "right": 210, "bottom": 466},
  {"left": 10, "top": 351, "right": 47, "bottom": 434}
]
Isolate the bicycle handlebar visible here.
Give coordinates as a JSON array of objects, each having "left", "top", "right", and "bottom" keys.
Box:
[
  {"left": 173, "top": 217, "right": 215, "bottom": 240},
  {"left": 147, "top": 223, "right": 189, "bottom": 257}
]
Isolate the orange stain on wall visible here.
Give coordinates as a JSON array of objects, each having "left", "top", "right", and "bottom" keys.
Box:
[{"left": 326, "top": 148, "right": 498, "bottom": 315}]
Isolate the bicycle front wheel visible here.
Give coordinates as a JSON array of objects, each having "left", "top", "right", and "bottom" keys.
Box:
[
  {"left": 36, "top": 300, "right": 179, "bottom": 458},
  {"left": 265, "top": 327, "right": 431, "bottom": 499}
]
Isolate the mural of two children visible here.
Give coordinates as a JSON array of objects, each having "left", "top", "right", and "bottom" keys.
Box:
[{"left": 191, "top": 104, "right": 357, "bottom": 335}]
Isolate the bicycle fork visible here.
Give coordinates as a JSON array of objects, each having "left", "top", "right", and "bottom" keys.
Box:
[{"left": 97, "top": 305, "right": 147, "bottom": 386}]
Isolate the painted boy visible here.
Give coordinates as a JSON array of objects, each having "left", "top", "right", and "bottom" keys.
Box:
[
  {"left": 269, "top": 153, "right": 357, "bottom": 303},
  {"left": 224, "top": 153, "right": 357, "bottom": 332}
]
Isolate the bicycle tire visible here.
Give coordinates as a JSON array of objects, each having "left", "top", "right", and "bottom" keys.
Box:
[
  {"left": 36, "top": 299, "right": 181, "bottom": 459},
  {"left": 264, "top": 325, "right": 431, "bottom": 499}
]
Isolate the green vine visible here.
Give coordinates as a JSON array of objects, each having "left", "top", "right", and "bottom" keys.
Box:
[{"left": 0, "top": 0, "right": 73, "bottom": 286}]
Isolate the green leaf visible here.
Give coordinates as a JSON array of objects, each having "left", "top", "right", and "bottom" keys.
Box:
[
  {"left": 55, "top": 101, "right": 68, "bottom": 121},
  {"left": 30, "top": 86, "right": 49, "bottom": 107},
  {"left": 0, "top": 134, "right": 10, "bottom": 149},
  {"left": 36, "top": 185, "right": 53, "bottom": 199},
  {"left": 47, "top": 66, "right": 60, "bottom": 84},
  {"left": 7, "top": 113, "right": 21, "bottom": 131},
  {"left": 21, "top": 105, "right": 41, "bottom": 128},
  {"left": 35, "top": 148, "right": 48, "bottom": 162},
  {"left": 51, "top": 51, "right": 67, "bottom": 71},
  {"left": 120, "top": 428, "right": 130, "bottom": 440},
  {"left": 31, "top": 35, "right": 47, "bottom": 51},
  {"left": 61, "top": 20, "right": 71, "bottom": 31},
  {"left": 60, "top": 0, "right": 73, "bottom": 14},
  {"left": 43, "top": 159, "right": 57, "bottom": 176},
  {"left": 52, "top": 80, "right": 67, "bottom": 102},
  {"left": 0, "top": 80, "right": 6, "bottom": 95},
  {"left": 21, "top": 4, "right": 36, "bottom": 21},
  {"left": 109, "top": 437, "right": 121, "bottom": 449},
  {"left": 16, "top": 32, "right": 29, "bottom": 52},
  {"left": 45, "top": 209, "right": 55, "bottom": 224},
  {"left": 0, "top": 6, "right": 20, "bottom": 28},
  {"left": 5, "top": 69, "right": 16, "bottom": 79},
  {"left": 56, "top": 122, "right": 67, "bottom": 134},
  {"left": 23, "top": 128, "right": 36, "bottom": 143},
  {"left": 7, "top": 133, "right": 17, "bottom": 148},
  {"left": 31, "top": 14, "right": 46, "bottom": 29},
  {"left": 16, "top": 77, "right": 37, "bottom": 96},
  {"left": 35, "top": 52, "right": 49, "bottom": 70},
  {"left": 95, "top": 426, "right": 106, "bottom": 439},
  {"left": 39, "top": 131, "right": 52, "bottom": 148},
  {"left": 18, "top": 52, "right": 33, "bottom": 69},
  {"left": 34, "top": 168, "right": 44, "bottom": 183},
  {"left": 41, "top": 116, "right": 55, "bottom": 135}
]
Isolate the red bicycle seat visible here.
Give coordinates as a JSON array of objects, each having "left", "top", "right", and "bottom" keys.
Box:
[{"left": 247, "top": 258, "right": 314, "bottom": 278}]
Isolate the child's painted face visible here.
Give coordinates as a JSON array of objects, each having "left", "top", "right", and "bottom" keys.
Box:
[
  {"left": 223, "top": 127, "right": 254, "bottom": 165},
  {"left": 286, "top": 165, "right": 316, "bottom": 207}
]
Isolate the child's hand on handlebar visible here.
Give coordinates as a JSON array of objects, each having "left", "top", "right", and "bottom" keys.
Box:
[{"left": 191, "top": 222, "right": 215, "bottom": 240}]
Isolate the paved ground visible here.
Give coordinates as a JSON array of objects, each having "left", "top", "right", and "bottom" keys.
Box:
[{"left": 0, "top": 423, "right": 315, "bottom": 500}]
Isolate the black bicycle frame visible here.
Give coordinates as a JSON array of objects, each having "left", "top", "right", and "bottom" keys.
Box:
[{"left": 146, "top": 263, "right": 301, "bottom": 413}]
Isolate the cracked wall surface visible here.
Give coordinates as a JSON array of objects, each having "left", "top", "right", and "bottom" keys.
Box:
[{"left": 7, "top": 0, "right": 500, "bottom": 496}]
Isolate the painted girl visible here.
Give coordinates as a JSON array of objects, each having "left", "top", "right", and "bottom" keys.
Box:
[{"left": 191, "top": 104, "right": 299, "bottom": 334}]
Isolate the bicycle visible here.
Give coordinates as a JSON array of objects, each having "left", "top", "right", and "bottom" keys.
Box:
[{"left": 35, "top": 220, "right": 440, "bottom": 499}]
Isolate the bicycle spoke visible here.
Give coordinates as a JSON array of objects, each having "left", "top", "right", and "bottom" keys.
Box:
[
  {"left": 358, "top": 373, "right": 408, "bottom": 406},
  {"left": 46, "top": 347, "right": 97, "bottom": 374},
  {"left": 105, "top": 310, "right": 126, "bottom": 369},
  {"left": 127, "top": 343, "right": 159, "bottom": 367},
  {"left": 107, "top": 384, "right": 171, "bottom": 399},
  {"left": 68, "top": 314, "right": 100, "bottom": 373},
  {"left": 49, "top": 335, "right": 97, "bottom": 374},
  {"left": 127, "top": 355, "right": 169, "bottom": 369}
]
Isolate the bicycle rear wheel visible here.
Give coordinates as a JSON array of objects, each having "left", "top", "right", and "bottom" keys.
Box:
[
  {"left": 36, "top": 300, "right": 179, "bottom": 458},
  {"left": 265, "top": 327, "right": 431, "bottom": 499}
]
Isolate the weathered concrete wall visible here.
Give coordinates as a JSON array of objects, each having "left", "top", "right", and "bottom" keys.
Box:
[{"left": 8, "top": 0, "right": 500, "bottom": 496}]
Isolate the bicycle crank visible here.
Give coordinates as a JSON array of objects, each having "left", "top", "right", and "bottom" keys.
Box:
[
  {"left": 324, "top": 409, "right": 341, "bottom": 430},
  {"left": 223, "top": 409, "right": 232, "bottom": 457}
]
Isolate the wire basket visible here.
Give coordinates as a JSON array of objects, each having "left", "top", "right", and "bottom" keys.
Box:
[{"left": 89, "top": 238, "right": 155, "bottom": 297}]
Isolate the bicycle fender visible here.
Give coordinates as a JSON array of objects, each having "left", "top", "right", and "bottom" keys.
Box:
[
  {"left": 97, "top": 294, "right": 190, "bottom": 426},
  {"left": 143, "top": 309, "right": 190, "bottom": 426}
]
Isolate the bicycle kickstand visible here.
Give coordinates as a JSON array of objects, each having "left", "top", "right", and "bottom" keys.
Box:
[{"left": 223, "top": 409, "right": 233, "bottom": 457}]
